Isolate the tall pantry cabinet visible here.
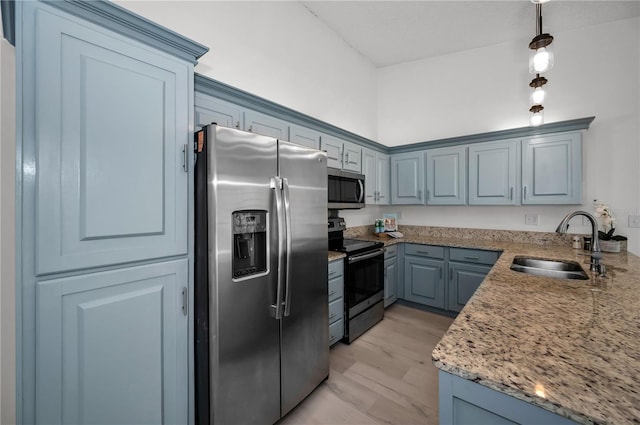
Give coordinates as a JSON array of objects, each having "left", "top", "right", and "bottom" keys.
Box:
[{"left": 13, "top": 1, "right": 207, "bottom": 423}]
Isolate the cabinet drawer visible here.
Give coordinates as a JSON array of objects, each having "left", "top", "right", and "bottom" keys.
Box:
[
  {"left": 405, "top": 244, "right": 445, "bottom": 259},
  {"left": 328, "top": 297, "right": 344, "bottom": 325},
  {"left": 450, "top": 247, "right": 499, "bottom": 265},
  {"left": 328, "top": 276, "right": 344, "bottom": 302},
  {"left": 329, "top": 319, "right": 344, "bottom": 346},
  {"left": 328, "top": 259, "right": 344, "bottom": 279},
  {"left": 384, "top": 245, "right": 398, "bottom": 258}
]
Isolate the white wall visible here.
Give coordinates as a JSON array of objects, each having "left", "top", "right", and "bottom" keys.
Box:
[
  {"left": 378, "top": 18, "right": 640, "bottom": 255},
  {"left": 0, "top": 29, "right": 17, "bottom": 425},
  {"left": 115, "top": 0, "right": 379, "bottom": 140}
]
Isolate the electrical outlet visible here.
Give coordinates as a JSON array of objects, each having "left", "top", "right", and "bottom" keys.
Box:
[
  {"left": 629, "top": 215, "right": 640, "bottom": 228},
  {"left": 525, "top": 214, "right": 539, "bottom": 225},
  {"left": 582, "top": 216, "right": 590, "bottom": 226}
]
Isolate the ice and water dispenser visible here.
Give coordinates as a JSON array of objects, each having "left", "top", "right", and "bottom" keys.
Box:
[{"left": 232, "top": 211, "right": 267, "bottom": 279}]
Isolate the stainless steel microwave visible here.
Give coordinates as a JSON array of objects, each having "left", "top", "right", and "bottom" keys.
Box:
[{"left": 328, "top": 168, "right": 365, "bottom": 209}]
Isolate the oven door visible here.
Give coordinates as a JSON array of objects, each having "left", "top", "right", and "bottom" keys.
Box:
[{"left": 345, "top": 248, "right": 385, "bottom": 317}]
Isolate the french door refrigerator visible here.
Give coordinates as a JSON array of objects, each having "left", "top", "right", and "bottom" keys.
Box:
[{"left": 194, "top": 125, "right": 329, "bottom": 424}]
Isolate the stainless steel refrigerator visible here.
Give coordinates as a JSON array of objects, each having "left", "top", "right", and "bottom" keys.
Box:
[{"left": 194, "top": 125, "right": 329, "bottom": 424}]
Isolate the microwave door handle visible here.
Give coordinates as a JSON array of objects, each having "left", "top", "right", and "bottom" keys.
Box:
[
  {"left": 270, "top": 176, "right": 285, "bottom": 320},
  {"left": 282, "top": 178, "right": 292, "bottom": 317},
  {"left": 356, "top": 179, "right": 364, "bottom": 203}
]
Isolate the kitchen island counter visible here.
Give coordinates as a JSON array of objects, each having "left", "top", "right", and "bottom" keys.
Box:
[{"left": 343, "top": 230, "right": 640, "bottom": 424}]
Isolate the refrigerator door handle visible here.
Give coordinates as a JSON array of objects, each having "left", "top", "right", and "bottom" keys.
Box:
[
  {"left": 282, "top": 178, "right": 293, "bottom": 317},
  {"left": 271, "top": 176, "right": 285, "bottom": 320}
]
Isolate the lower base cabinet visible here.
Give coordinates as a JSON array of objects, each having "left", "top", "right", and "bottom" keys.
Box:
[
  {"left": 384, "top": 245, "right": 398, "bottom": 307},
  {"left": 439, "top": 371, "right": 577, "bottom": 425},
  {"left": 400, "top": 244, "right": 499, "bottom": 314},
  {"left": 403, "top": 244, "right": 446, "bottom": 309},
  {"left": 35, "top": 260, "right": 188, "bottom": 424},
  {"left": 447, "top": 262, "right": 492, "bottom": 312},
  {"left": 328, "top": 259, "right": 345, "bottom": 346}
]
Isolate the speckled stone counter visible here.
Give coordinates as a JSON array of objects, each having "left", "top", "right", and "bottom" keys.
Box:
[
  {"left": 327, "top": 251, "right": 346, "bottom": 262},
  {"left": 343, "top": 226, "right": 640, "bottom": 424}
]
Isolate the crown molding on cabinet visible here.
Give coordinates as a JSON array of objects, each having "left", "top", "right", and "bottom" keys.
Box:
[
  {"left": 2, "top": 0, "right": 209, "bottom": 63},
  {"left": 389, "top": 116, "right": 595, "bottom": 154},
  {"left": 195, "top": 73, "right": 389, "bottom": 152}
]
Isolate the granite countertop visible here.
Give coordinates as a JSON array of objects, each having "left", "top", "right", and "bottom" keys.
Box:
[
  {"left": 327, "top": 251, "right": 346, "bottom": 261},
  {"left": 335, "top": 231, "right": 640, "bottom": 424}
]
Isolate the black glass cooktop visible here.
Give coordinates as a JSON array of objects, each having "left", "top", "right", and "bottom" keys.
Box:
[{"left": 332, "top": 238, "right": 384, "bottom": 255}]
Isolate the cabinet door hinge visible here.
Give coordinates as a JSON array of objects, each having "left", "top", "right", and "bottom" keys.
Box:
[{"left": 181, "top": 287, "right": 188, "bottom": 316}]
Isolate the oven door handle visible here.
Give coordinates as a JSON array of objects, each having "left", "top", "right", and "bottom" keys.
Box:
[{"left": 348, "top": 248, "right": 385, "bottom": 264}]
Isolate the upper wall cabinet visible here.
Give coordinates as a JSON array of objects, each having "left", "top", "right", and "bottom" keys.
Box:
[
  {"left": 391, "top": 151, "right": 425, "bottom": 205},
  {"left": 425, "top": 146, "right": 467, "bottom": 205},
  {"left": 289, "top": 124, "right": 321, "bottom": 149},
  {"left": 362, "top": 148, "right": 390, "bottom": 205},
  {"left": 521, "top": 132, "right": 582, "bottom": 205},
  {"left": 321, "top": 134, "right": 362, "bottom": 172},
  {"left": 244, "top": 109, "right": 290, "bottom": 140},
  {"left": 31, "top": 4, "right": 191, "bottom": 274},
  {"left": 195, "top": 93, "right": 242, "bottom": 130},
  {"left": 468, "top": 139, "right": 520, "bottom": 205}
]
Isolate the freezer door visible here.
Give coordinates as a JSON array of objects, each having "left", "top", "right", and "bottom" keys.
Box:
[
  {"left": 278, "top": 141, "right": 330, "bottom": 416},
  {"left": 207, "top": 126, "right": 281, "bottom": 425}
]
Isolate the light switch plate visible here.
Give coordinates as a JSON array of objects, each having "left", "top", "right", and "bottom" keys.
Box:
[
  {"left": 629, "top": 215, "right": 640, "bottom": 228},
  {"left": 525, "top": 214, "right": 539, "bottom": 225}
]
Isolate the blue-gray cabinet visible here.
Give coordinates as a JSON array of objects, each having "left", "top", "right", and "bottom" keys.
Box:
[
  {"left": 289, "top": 124, "right": 321, "bottom": 149},
  {"left": 425, "top": 146, "right": 467, "bottom": 205},
  {"left": 244, "top": 109, "right": 290, "bottom": 140},
  {"left": 439, "top": 371, "right": 577, "bottom": 425},
  {"left": 328, "top": 259, "right": 345, "bottom": 346},
  {"left": 403, "top": 244, "right": 446, "bottom": 309},
  {"left": 384, "top": 245, "right": 398, "bottom": 307},
  {"left": 447, "top": 262, "right": 492, "bottom": 312},
  {"left": 391, "top": 151, "right": 425, "bottom": 204},
  {"left": 321, "top": 134, "right": 362, "bottom": 172},
  {"left": 521, "top": 132, "right": 582, "bottom": 205},
  {"left": 16, "top": 1, "right": 206, "bottom": 423},
  {"left": 36, "top": 260, "right": 188, "bottom": 424},
  {"left": 33, "top": 4, "right": 190, "bottom": 275},
  {"left": 468, "top": 139, "right": 520, "bottom": 205},
  {"left": 195, "top": 92, "right": 242, "bottom": 130},
  {"left": 363, "top": 148, "right": 390, "bottom": 205}
]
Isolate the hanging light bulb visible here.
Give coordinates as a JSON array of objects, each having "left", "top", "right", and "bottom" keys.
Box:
[
  {"left": 529, "top": 105, "right": 544, "bottom": 126},
  {"left": 528, "top": 3, "right": 554, "bottom": 74},
  {"left": 529, "top": 75, "right": 548, "bottom": 105}
]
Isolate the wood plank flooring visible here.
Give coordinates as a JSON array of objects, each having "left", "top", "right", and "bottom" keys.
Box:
[{"left": 279, "top": 304, "right": 455, "bottom": 425}]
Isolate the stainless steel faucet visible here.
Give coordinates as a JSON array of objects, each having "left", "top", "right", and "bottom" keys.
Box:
[{"left": 556, "top": 211, "right": 603, "bottom": 273}]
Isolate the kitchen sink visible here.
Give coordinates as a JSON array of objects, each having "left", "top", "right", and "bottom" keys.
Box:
[{"left": 510, "top": 256, "right": 589, "bottom": 280}]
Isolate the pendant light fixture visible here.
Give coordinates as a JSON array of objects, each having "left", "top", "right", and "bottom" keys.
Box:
[
  {"left": 529, "top": 1, "right": 553, "bottom": 74},
  {"left": 528, "top": 0, "right": 553, "bottom": 126}
]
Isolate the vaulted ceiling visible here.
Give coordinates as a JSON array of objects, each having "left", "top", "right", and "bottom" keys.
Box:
[{"left": 301, "top": 1, "right": 640, "bottom": 67}]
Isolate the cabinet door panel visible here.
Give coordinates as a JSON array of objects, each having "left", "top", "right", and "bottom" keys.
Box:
[
  {"left": 522, "top": 132, "right": 582, "bottom": 204},
  {"left": 376, "top": 153, "right": 390, "bottom": 204},
  {"left": 321, "top": 135, "right": 343, "bottom": 169},
  {"left": 244, "top": 110, "right": 289, "bottom": 140},
  {"left": 36, "top": 260, "right": 188, "bottom": 425},
  {"left": 426, "top": 147, "right": 466, "bottom": 205},
  {"left": 384, "top": 257, "right": 398, "bottom": 307},
  {"left": 35, "top": 9, "right": 188, "bottom": 274},
  {"left": 404, "top": 256, "right": 444, "bottom": 309},
  {"left": 195, "top": 93, "right": 242, "bottom": 129},
  {"left": 448, "top": 262, "right": 491, "bottom": 312},
  {"left": 391, "top": 152, "right": 425, "bottom": 204},
  {"left": 469, "top": 140, "right": 519, "bottom": 205},
  {"left": 343, "top": 141, "right": 362, "bottom": 173},
  {"left": 362, "top": 149, "right": 377, "bottom": 204},
  {"left": 289, "top": 124, "right": 321, "bottom": 149}
]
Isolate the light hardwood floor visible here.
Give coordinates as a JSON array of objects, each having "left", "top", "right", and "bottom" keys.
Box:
[{"left": 280, "top": 304, "right": 455, "bottom": 425}]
